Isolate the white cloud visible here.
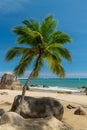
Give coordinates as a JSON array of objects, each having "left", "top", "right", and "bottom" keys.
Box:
[
  {"left": 66, "top": 72, "right": 87, "bottom": 78},
  {"left": 0, "top": 0, "right": 30, "bottom": 13},
  {"left": 21, "top": 71, "right": 87, "bottom": 78},
  {"left": 0, "top": 71, "right": 13, "bottom": 78},
  {"left": 1, "top": 71, "right": 87, "bottom": 79},
  {"left": 12, "top": 70, "right": 57, "bottom": 79},
  {"left": 22, "top": 71, "right": 60, "bottom": 78}
]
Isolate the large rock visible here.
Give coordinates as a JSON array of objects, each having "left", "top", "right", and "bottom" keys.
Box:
[
  {"left": 74, "top": 106, "right": 87, "bottom": 115},
  {"left": 0, "top": 109, "right": 4, "bottom": 116},
  {"left": 11, "top": 95, "right": 64, "bottom": 121},
  {"left": 0, "top": 73, "right": 22, "bottom": 90},
  {"left": 0, "top": 112, "right": 74, "bottom": 130}
]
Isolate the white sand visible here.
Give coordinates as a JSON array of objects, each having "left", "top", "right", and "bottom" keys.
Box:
[{"left": 0, "top": 89, "right": 87, "bottom": 130}]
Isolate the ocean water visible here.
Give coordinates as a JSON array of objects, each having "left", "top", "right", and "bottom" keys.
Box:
[{"left": 19, "top": 78, "right": 87, "bottom": 92}]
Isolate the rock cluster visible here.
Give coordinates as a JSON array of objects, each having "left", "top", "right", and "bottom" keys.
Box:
[
  {"left": 0, "top": 73, "right": 22, "bottom": 90},
  {"left": 67, "top": 104, "right": 87, "bottom": 115},
  {"left": 74, "top": 106, "right": 87, "bottom": 115},
  {"left": 0, "top": 112, "right": 74, "bottom": 130}
]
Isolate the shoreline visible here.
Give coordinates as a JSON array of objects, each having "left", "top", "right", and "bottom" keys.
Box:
[
  {"left": 29, "top": 86, "right": 84, "bottom": 94},
  {"left": 19, "top": 78, "right": 87, "bottom": 94}
]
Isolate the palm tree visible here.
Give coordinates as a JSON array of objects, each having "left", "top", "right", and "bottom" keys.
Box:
[{"left": 6, "top": 15, "right": 72, "bottom": 113}]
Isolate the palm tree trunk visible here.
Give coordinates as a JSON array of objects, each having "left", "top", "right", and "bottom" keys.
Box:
[
  {"left": 15, "top": 68, "right": 36, "bottom": 113},
  {"left": 15, "top": 54, "right": 41, "bottom": 114}
]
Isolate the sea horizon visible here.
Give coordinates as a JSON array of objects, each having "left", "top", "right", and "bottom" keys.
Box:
[
  {"left": 19, "top": 77, "right": 87, "bottom": 93},
  {"left": 0, "top": 77, "right": 87, "bottom": 92}
]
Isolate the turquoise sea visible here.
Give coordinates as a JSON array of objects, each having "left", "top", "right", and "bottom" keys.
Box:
[{"left": 19, "top": 78, "right": 87, "bottom": 92}]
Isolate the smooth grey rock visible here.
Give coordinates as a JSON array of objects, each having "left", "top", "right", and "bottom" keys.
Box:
[
  {"left": 0, "top": 109, "right": 5, "bottom": 116},
  {"left": 0, "top": 112, "right": 74, "bottom": 130},
  {"left": 74, "top": 106, "right": 86, "bottom": 115},
  {"left": 11, "top": 95, "right": 64, "bottom": 121}
]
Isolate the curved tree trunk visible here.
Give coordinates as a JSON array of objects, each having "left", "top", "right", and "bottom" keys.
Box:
[{"left": 15, "top": 53, "right": 41, "bottom": 114}]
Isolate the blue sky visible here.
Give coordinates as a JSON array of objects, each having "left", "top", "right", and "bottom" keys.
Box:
[{"left": 0, "top": 0, "right": 87, "bottom": 78}]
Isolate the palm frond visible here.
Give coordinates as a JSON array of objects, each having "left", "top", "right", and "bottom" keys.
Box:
[
  {"left": 33, "top": 58, "right": 44, "bottom": 78},
  {"left": 14, "top": 49, "right": 36, "bottom": 76},
  {"left": 47, "top": 43, "right": 72, "bottom": 61},
  {"left": 50, "top": 31, "right": 72, "bottom": 44},
  {"left": 50, "top": 62, "right": 65, "bottom": 77},
  {"left": 22, "top": 19, "right": 39, "bottom": 31},
  {"left": 45, "top": 54, "right": 65, "bottom": 77},
  {"left": 13, "top": 26, "right": 43, "bottom": 46},
  {"left": 40, "top": 15, "right": 57, "bottom": 42},
  {"left": 44, "top": 48, "right": 62, "bottom": 63},
  {"left": 6, "top": 47, "right": 26, "bottom": 61}
]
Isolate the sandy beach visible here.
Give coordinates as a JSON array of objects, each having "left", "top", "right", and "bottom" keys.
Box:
[{"left": 0, "top": 89, "right": 87, "bottom": 130}]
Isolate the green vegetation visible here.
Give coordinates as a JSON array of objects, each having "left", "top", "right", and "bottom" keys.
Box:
[{"left": 6, "top": 15, "right": 72, "bottom": 113}]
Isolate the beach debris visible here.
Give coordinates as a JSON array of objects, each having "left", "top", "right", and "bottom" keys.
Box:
[
  {"left": 0, "top": 112, "right": 74, "bottom": 130},
  {"left": 0, "top": 92, "right": 8, "bottom": 95},
  {"left": 43, "top": 85, "right": 49, "bottom": 88},
  {"left": 11, "top": 95, "right": 64, "bottom": 121},
  {"left": 0, "top": 109, "right": 4, "bottom": 116},
  {"left": 67, "top": 104, "right": 76, "bottom": 109},
  {"left": 0, "top": 73, "right": 22, "bottom": 90},
  {"left": 30, "top": 84, "right": 39, "bottom": 87},
  {"left": 65, "top": 91, "right": 72, "bottom": 94},
  {"left": 4, "top": 102, "right": 12, "bottom": 105},
  {"left": 74, "top": 106, "right": 87, "bottom": 115},
  {"left": 57, "top": 91, "right": 72, "bottom": 94},
  {"left": 57, "top": 91, "right": 65, "bottom": 94},
  {"left": 0, "top": 102, "right": 12, "bottom": 106}
]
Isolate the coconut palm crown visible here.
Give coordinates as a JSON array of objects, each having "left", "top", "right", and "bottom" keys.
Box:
[{"left": 6, "top": 15, "right": 72, "bottom": 113}]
